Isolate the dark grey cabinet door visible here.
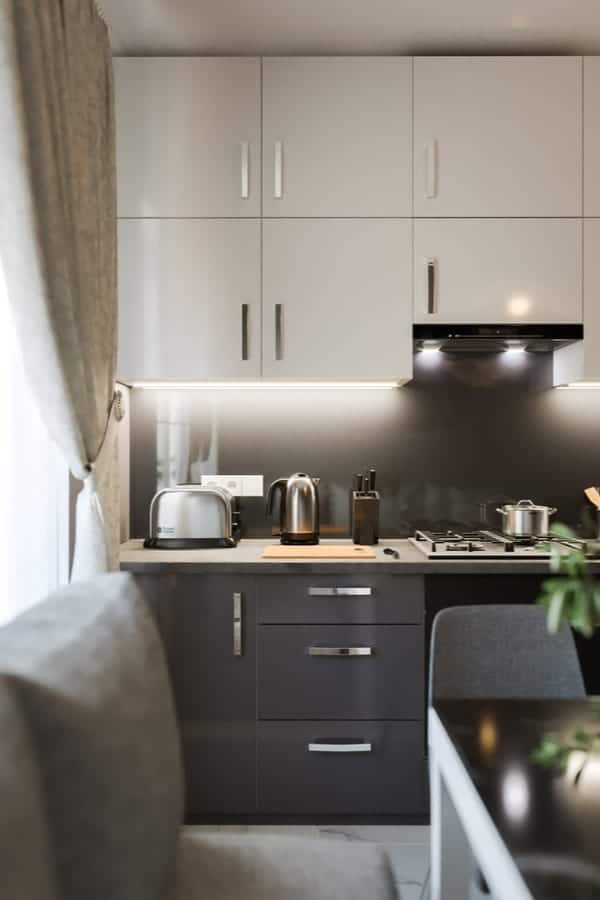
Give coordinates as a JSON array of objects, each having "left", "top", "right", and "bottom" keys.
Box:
[{"left": 170, "top": 575, "right": 257, "bottom": 817}]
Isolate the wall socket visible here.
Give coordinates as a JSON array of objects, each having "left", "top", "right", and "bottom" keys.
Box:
[{"left": 201, "top": 475, "right": 264, "bottom": 498}]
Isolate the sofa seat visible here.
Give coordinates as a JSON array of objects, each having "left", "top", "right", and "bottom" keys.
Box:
[{"left": 174, "top": 830, "right": 399, "bottom": 900}]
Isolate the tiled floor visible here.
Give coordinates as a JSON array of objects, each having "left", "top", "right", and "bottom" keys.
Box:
[{"left": 187, "top": 825, "right": 430, "bottom": 899}]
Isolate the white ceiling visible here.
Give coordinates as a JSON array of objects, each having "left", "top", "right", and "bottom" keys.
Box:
[{"left": 101, "top": 0, "right": 600, "bottom": 56}]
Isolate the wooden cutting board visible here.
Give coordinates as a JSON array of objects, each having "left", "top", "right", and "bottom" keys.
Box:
[{"left": 262, "top": 544, "right": 376, "bottom": 559}]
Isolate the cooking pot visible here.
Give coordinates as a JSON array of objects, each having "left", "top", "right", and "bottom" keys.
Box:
[{"left": 496, "top": 499, "right": 557, "bottom": 538}]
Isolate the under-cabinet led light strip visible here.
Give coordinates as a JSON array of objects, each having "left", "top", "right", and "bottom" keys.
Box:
[
  {"left": 556, "top": 383, "right": 600, "bottom": 390},
  {"left": 129, "top": 381, "right": 401, "bottom": 391}
]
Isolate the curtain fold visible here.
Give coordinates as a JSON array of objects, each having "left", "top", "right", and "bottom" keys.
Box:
[{"left": 0, "top": 0, "right": 118, "bottom": 580}]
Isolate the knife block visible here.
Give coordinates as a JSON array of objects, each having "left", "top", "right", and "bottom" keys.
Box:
[{"left": 351, "top": 491, "right": 380, "bottom": 545}]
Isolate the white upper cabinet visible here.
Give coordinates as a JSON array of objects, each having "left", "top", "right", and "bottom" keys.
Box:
[
  {"left": 584, "top": 58, "right": 600, "bottom": 215},
  {"left": 262, "top": 58, "right": 412, "bottom": 217},
  {"left": 114, "top": 58, "right": 261, "bottom": 217},
  {"left": 413, "top": 57, "right": 582, "bottom": 217},
  {"left": 262, "top": 219, "right": 412, "bottom": 382},
  {"left": 118, "top": 220, "right": 261, "bottom": 381},
  {"left": 414, "top": 219, "right": 583, "bottom": 324},
  {"left": 554, "top": 219, "right": 600, "bottom": 385}
]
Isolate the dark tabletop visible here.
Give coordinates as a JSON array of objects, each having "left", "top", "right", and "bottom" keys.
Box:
[{"left": 435, "top": 699, "right": 600, "bottom": 900}]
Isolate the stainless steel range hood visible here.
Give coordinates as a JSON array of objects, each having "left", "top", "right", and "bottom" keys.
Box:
[{"left": 413, "top": 324, "right": 583, "bottom": 353}]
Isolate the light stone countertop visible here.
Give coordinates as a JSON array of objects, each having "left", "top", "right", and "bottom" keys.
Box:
[{"left": 119, "top": 538, "right": 594, "bottom": 576}]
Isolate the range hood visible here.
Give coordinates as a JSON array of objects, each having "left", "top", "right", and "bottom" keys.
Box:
[{"left": 413, "top": 324, "right": 583, "bottom": 353}]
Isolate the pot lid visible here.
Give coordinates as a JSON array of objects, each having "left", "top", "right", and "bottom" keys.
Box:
[{"left": 499, "top": 499, "right": 555, "bottom": 512}]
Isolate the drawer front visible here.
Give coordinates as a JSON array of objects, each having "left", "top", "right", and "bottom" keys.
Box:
[
  {"left": 259, "top": 624, "right": 423, "bottom": 719},
  {"left": 258, "top": 721, "right": 425, "bottom": 814},
  {"left": 257, "top": 575, "right": 424, "bottom": 624}
]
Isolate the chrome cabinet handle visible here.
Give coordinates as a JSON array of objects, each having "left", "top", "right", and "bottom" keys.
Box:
[
  {"left": 425, "top": 139, "right": 437, "bottom": 198},
  {"left": 307, "top": 647, "right": 373, "bottom": 657},
  {"left": 308, "top": 587, "right": 372, "bottom": 597},
  {"left": 426, "top": 258, "right": 437, "bottom": 315},
  {"left": 308, "top": 742, "right": 372, "bottom": 753},
  {"left": 274, "top": 140, "right": 283, "bottom": 198},
  {"left": 275, "top": 304, "right": 283, "bottom": 360},
  {"left": 241, "top": 304, "right": 249, "bottom": 361},
  {"left": 233, "top": 592, "right": 242, "bottom": 656},
  {"left": 240, "top": 142, "right": 249, "bottom": 199}
]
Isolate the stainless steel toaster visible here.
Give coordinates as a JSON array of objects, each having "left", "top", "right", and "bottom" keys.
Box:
[{"left": 144, "top": 484, "right": 240, "bottom": 549}]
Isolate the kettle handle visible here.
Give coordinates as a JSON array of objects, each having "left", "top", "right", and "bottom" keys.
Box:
[{"left": 266, "top": 478, "right": 287, "bottom": 518}]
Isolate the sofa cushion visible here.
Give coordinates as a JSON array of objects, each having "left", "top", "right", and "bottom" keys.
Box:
[
  {"left": 0, "top": 573, "right": 184, "bottom": 900},
  {"left": 174, "top": 830, "right": 399, "bottom": 900},
  {"left": 0, "top": 676, "right": 58, "bottom": 900}
]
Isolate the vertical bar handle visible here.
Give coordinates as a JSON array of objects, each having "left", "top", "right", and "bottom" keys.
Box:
[
  {"left": 240, "top": 142, "right": 249, "bottom": 199},
  {"left": 274, "top": 141, "right": 283, "bottom": 198},
  {"left": 425, "top": 139, "right": 438, "bottom": 199},
  {"left": 275, "top": 304, "right": 283, "bottom": 360},
  {"left": 426, "top": 258, "right": 437, "bottom": 315},
  {"left": 233, "top": 592, "right": 242, "bottom": 656},
  {"left": 241, "top": 304, "right": 249, "bottom": 361}
]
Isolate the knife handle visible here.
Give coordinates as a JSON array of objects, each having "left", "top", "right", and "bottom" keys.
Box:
[
  {"left": 353, "top": 473, "right": 363, "bottom": 493},
  {"left": 368, "top": 468, "right": 376, "bottom": 492}
]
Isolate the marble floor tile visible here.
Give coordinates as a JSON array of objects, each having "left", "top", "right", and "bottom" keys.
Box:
[
  {"left": 384, "top": 844, "right": 429, "bottom": 887},
  {"left": 317, "top": 825, "right": 430, "bottom": 845}
]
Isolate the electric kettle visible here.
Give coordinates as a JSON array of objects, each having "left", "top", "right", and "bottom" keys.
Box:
[{"left": 266, "top": 473, "right": 320, "bottom": 545}]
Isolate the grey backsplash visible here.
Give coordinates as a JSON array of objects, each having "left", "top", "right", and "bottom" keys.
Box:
[{"left": 129, "top": 351, "right": 600, "bottom": 539}]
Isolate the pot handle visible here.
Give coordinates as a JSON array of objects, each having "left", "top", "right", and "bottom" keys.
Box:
[
  {"left": 548, "top": 508, "right": 557, "bottom": 516},
  {"left": 496, "top": 508, "right": 507, "bottom": 516}
]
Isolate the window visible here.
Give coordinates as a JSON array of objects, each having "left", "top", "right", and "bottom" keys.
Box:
[{"left": 0, "top": 260, "right": 69, "bottom": 625}]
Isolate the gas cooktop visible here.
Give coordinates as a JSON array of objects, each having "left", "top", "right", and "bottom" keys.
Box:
[{"left": 409, "top": 529, "right": 589, "bottom": 559}]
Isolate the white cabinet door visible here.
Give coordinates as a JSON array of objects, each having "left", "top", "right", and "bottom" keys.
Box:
[
  {"left": 584, "top": 58, "right": 600, "bottom": 215},
  {"left": 414, "top": 219, "right": 583, "bottom": 324},
  {"left": 117, "top": 220, "right": 261, "bottom": 381},
  {"left": 262, "top": 58, "right": 412, "bottom": 217},
  {"left": 414, "top": 57, "right": 582, "bottom": 217},
  {"left": 262, "top": 219, "right": 412, "bottom": 382},
  {"left": 554, "top": 219, "right": 600, "bottom": 384},
  {"left": 115, "top": 58, "right": 261, "bottom": 217}
]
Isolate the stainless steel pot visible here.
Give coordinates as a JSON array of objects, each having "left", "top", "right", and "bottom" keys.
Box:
[{"left": 496, "top": 499, "right": 557, "bottom": 538}]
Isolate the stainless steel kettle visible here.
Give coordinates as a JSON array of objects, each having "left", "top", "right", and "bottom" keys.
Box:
[{"left": 267, "top": 473, "right": 320, "bottom": 545}]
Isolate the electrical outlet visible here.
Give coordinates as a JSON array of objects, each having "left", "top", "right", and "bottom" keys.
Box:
[{"left": 201, "top": 475, "right": 264, "bottom": 497}]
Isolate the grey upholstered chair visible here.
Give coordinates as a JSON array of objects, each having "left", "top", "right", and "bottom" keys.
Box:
[
  {"left": 0, "top": 573, "right": 399, "bottom": 900},
  {"left": 429, "top": 604, "right": 586, "bottom": 702},
  {"left": 420, "top": 604, "right": 586, "bottom": 900}
]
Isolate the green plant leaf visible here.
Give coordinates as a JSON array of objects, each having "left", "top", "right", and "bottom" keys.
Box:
[{"left": 550, "top": 523, "right": 579, "bottom": 541}]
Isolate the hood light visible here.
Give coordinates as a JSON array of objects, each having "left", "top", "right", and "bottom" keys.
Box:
[{"left": 128, "top": 381, "right": 401, "bottom": 391}]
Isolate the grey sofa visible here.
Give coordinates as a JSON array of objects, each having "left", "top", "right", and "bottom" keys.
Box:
[{"left": 0, "top": 573, "right": 400, "bottom": 900}]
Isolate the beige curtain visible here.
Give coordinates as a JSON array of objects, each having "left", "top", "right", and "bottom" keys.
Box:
[{"left": 0, "top": 0, "right": 118, "bottom": 580}]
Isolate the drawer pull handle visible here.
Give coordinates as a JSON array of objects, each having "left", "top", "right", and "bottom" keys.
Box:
[
  {"left": 233, "top": 592, "right": 242, "bottom": 656},
  {"left": 308, "top": 646, "right": 373, "bottom": 657},
  {"left": 308, "top": 587, "right": 372, "bottom": 597},
  {"left": 308, "top": 742, "right": 372, "bottom": 753}
]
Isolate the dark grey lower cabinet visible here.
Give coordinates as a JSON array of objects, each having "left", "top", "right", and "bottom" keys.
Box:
[
  {"left": 257, "top": 721, "right": 424, "bottom": 815},
  {"left": 146, "top": 571, "right": 426, "bottom": 820},
  {"left": 167, "top": 575, "right": 257, "bottom": 817}
]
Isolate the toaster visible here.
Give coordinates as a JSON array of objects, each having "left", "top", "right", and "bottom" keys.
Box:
[{"left": 144, "top": 484, "right": 240, "bottom": 549}]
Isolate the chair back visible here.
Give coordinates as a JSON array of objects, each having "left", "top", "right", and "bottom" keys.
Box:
[
  {"left": 430, "top": 604, "right": 585, "bottom": 702},
  {"left": 0, "top": 573, "right": 184, "bottom": 900}
]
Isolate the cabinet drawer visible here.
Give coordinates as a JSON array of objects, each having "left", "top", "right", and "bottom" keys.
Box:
[
  {"left": 257, "top": 575, "right": 423, "bottom": 624},
  {"left": 258, "top": 721, "right": 425, "bottom": 814},
  {"left": 258, "top": 624, "right": 423, "bottom": 720}
]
